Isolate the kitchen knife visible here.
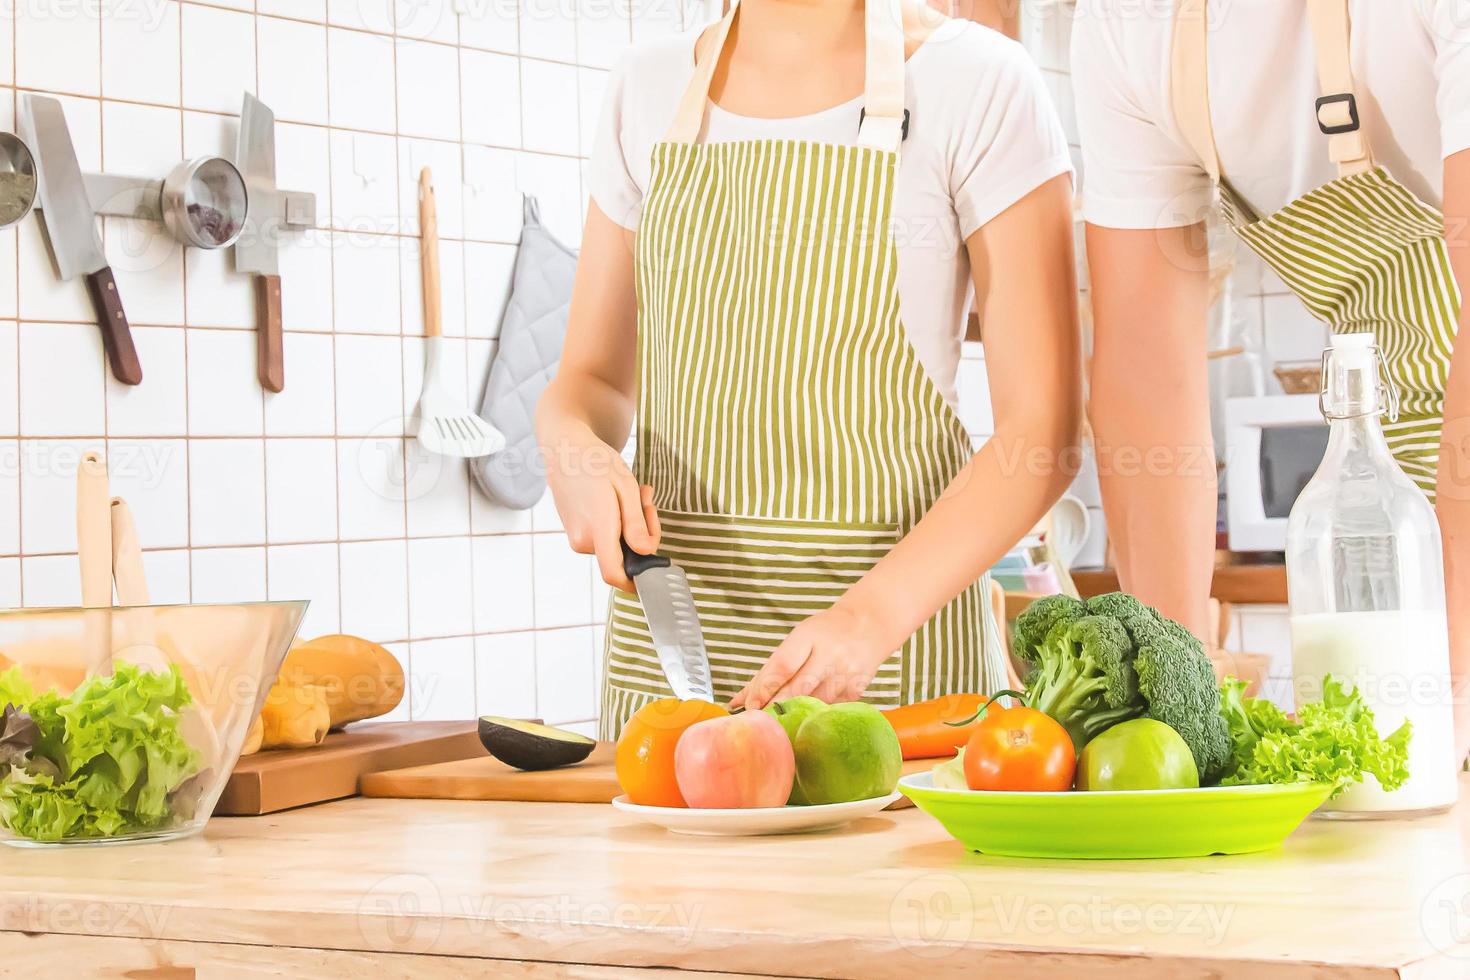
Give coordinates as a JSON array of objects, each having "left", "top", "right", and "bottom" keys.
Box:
[
  {"left": 235, "top": 93, "right": 284, "bottom": 393},
  {"left": 621, "top": 540, "right": 714, "bottom": 703},
  {"left": 27, "top": 95, "right": 142, "bottom": 386}
]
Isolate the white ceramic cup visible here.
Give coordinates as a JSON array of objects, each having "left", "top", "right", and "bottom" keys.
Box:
[{"left": 1048, "top": 495, "right": 1091, "bottom": 567}]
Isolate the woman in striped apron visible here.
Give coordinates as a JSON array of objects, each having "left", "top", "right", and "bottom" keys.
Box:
[
  {"left": 1075, "top": 0, "right": 1470, "bottom": 753},
  {"left": 1171, "top": 0, "right": 1458, "bottom": 497},
  {"left": 539, "top": 0, "right": 1082, "bottom": 737}
]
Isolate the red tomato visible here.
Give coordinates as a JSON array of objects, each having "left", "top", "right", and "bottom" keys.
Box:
[{"left": 962, "top": 703, "right": 1076, "bottom": 792}]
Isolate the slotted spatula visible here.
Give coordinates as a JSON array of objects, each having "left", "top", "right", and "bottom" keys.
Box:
[{"left": 414, "top": 167, "right": 505, "bottom": 459}]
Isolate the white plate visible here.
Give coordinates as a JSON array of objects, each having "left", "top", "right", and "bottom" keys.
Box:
[{"left": 610, "top": 792, "right": 903, "bottom": 837}]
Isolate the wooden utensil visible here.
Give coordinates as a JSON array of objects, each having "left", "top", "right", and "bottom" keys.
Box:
[
  {"left": 109, "top": 497, "right": 148, "bottom": 605},
  {"left": 362, "top": 746, "right": 935, "bottom": 810},
  {"left": 412, "top": 167, "right": 504, "bottom": 458},
  {"left": 76, "top": 451, "right": 112, "bottom": 608}
]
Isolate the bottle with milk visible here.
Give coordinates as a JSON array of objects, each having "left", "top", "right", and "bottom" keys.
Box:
[{"left": 1285, "top": 333, "right": 1458, "bottom": 817}]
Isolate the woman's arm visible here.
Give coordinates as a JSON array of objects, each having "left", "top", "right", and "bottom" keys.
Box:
[
  {"left": 733, "top": 174, "right": 1083, "bottom": 707},
  {"left": 1085, "top": 223, "right": 1216, "bottom": 641},
  {"left": 535, "top": 203, "right": 659, "bottom": 591},
  {"left": 1436, "top": 148, "right": 1470, "bottom": 759}
]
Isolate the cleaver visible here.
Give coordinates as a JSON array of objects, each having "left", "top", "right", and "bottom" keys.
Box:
[
  {"left": 621, "top": 540, "right": 714, "bottom": 703},
  {"left": 26, "top": 94, "right": 142, "bottom": 386},
  {"left": 234, "top": 93, "right": 284, "bottom": 392}
]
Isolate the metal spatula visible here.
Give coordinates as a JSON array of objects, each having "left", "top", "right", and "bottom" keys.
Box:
[
  {"left": 414, "top": 167, "right": 505, "bottom": 459},
  {"left": 621, "top": 540, "right": 714, "bottom": 702}
]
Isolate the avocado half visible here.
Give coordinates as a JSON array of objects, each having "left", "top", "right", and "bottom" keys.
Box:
[{"left": 478, "top": 716, "right": 596, "bottom": 771}]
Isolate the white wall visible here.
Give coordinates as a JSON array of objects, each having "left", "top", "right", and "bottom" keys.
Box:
[{"left": 0, "top": 0, "right": 718, "bottom": 734}]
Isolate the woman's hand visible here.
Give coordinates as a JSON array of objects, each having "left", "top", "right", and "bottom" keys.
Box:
[
  {"left": 545, "top": 424, "right": 660, "bottom": 592},
  {"left": 730, "top": 603, "right": 895, "bottom": 709}
]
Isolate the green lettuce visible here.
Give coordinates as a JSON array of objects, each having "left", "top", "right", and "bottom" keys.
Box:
[
  {"left": 1219, "top": 674, "right": 1411, "bottom": 796},
  {"left": 0, "top": 666, "right": 36, "bottom": 711},
  {"left": 0, "top": 663, "right": 201, "bottom": 841}
]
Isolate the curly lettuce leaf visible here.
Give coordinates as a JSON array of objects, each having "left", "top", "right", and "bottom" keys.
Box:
[
  {"left": 0, "top": 666, "right": 36, "bottom": 712},
  {"left": 0, "top": 704, "right": 38, "bottom": 769},
  {"left": 0, "top": 663, "right": 201, "bottom": 841},
  {"left": 1220, "top": 674, "right": 1411, "bottom": 796}
]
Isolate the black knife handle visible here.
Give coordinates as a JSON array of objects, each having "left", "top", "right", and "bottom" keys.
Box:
[
  {"left": 621, "top": 537, "right": 670, "bottom": 578},
  {"left": 85, "top": 266, "right": 142, "bottom": 386}
]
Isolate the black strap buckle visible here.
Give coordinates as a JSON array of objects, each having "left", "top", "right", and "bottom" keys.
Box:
[
  {"left": 858, "top": 107, "right": 910, "bottom": 141},
  {"left": 1315, "top": 93, "right": 1360, "bottom": 135}
]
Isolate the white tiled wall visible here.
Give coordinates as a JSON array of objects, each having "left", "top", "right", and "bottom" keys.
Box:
[{"left": 0, "top": 0, "right": 709, "bottom": 733}]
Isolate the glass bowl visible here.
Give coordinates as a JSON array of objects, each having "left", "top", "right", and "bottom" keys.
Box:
[{"left": 0, "top": 600, "right": 307, "bottom": 847}]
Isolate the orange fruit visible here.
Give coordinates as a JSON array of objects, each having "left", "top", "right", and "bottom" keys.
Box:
[{"left": 615, "top": 698, "right": 729, "bottom": 807}]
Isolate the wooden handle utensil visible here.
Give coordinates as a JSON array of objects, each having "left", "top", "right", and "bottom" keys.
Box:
[
  {"left": 418, "top": 168, "right": 441, "bottom": 340},
  {"left": 110, "top": 497, "right": 149, "bottom": 606},
  {"left": 76, "top": 451, "right": 113, "bottom": 608}
]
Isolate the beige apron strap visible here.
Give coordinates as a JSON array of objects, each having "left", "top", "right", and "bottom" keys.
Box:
[
  {"left": 857, "top": 0, "right": 906, "bottom": 154},
  {"left": 1169, "top": 0, "right": 1222, "bottom": 184},
  {"left": 665, "top": 3, "right": 739, "bottom": 144},
  {"left": 1306, "top": 0, "right": 1373, "bottom": 177},
  {"left": 664, "top": 0, "right": 907, "bottom": 155}
]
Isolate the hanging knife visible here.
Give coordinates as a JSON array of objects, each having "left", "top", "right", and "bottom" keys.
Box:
[
  {"left": 234, "top": 93, "right": 284, "bottom": 392},
  {"left": 26, "top": 94, "right": 142, "bottom": 386},
  {"left": 622, "top": 540, "right": 715, "bottom": 703}
]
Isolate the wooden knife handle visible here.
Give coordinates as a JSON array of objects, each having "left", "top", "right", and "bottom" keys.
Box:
[
  {"left": 77, "top": 451, "right": 113, "bottom": 608},
  {"left": 84, "top": 266, "right": 142, "bottom": 386},
  {"left": 255, "top": 273, "right": 284, "bottom": 392},
  {"left": 418, "top": 168, "right": 442, "bottom": 339}
]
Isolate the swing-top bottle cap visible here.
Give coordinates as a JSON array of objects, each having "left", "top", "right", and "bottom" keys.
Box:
[
  {"left": 1322, "top": 332, "right": 1395, "bottom": 420},
  {"left": 1329, "top": 331, "right": 1375, "bottom": 367}
]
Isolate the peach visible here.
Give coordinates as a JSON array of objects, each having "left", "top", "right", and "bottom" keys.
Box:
[{"left": 673, "top": 710, "right": 796, "bottom": 809}]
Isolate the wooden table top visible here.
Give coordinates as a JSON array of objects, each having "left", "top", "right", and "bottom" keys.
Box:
[{"left": 3, "top": 780, "right": 1469, "bottom": 978}]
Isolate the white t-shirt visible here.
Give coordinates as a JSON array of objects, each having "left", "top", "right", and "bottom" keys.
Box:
[
  {"left": 590, "top": 18, "right": 1073, "bottom": 410},
  {"left": 1072, "top": 0, "right": 1470, "bottom": 230}
]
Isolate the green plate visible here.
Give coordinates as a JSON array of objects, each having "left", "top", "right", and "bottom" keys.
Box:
[{"left": 898, "top": 771, "right": 1335, "bottom": 859}]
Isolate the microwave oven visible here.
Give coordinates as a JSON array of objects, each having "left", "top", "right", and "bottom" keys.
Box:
[{"left": 1223, "top": 394, "right": 1329, "bottom": 552}]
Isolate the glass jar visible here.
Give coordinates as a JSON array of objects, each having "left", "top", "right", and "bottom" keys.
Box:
[{"left": 1285, "top": 333, "right": 1457, "bottom": 817}]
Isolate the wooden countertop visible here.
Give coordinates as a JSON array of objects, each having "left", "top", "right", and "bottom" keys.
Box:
[
  {"left": 1075, "top": 563, "right": 1288, "bottom": 606},
  {"left": 4, "top": 781, "right": 1470, "bottom": 978}
]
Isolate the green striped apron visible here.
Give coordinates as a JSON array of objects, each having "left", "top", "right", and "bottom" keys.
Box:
[
  {"left": 600, "top": 0, "right": 1008, "bottom": 738},
  {"left": 1173, "top": 0, "right": 1459, "bottom": 497}
]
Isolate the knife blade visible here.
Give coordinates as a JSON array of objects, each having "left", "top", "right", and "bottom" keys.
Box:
[
  {"left": 26, "top": 94, "right": 142, "bottom": 386},
  {"left": 234, "top": 93, "right": 283, "bottom": 392},
  {"left": 622, "top": 540, "right": 714, "bottom": 703}
]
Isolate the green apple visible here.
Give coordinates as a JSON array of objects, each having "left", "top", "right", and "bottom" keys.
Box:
[
  {"left": 793, "top": 701, "right": 902, "bottom": 805},
  {"left": 1076, "top": 718, "right": 1199, "bottom": 791},
  {"left": 764, "top": 696, "right": 828, "bottom": 804}
]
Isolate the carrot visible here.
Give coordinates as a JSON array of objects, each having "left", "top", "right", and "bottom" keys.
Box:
[{"left": 881, "top": 693, "right": 990, "bottom": 760}]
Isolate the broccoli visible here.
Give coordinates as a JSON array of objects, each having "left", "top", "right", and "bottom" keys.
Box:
[
  {"left": 1018, "top": 614, "right": 1145, "bottom": 751},
  {"left": 1010, "top": 593, "right": 1087, "bottom": 661},
  {"left": 1012, "top": 591, "right": 1234, "bottom": 782},
  {"left": 1133, "top": 617, "right": 1233, "bottom": 785}
]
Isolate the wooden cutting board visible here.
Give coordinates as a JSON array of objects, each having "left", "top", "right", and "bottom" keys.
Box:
[
  {"left": 216, "top": 720, "right": 484, "bottom": 816},
  {"left": 360, "top": 743, "right": 938, "bottom": 810}
]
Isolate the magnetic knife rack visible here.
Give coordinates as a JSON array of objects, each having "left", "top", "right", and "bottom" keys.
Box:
[
  {"left": 81, "top": 174, "right": 316, "bottom": 229},
  {"left": 20, "top": 92, "right": 318, "bottom": 392}
]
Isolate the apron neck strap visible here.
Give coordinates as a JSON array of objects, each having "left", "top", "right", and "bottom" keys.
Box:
[
  {"left": 664, "top": 0, "right": 908, "bottom": 155},
  {"left": 1169, "top": 0, "right": 1373, "bottom": 185},
  {"left": 1306, "top": 0, "right": 1373, "bottom": 177}
]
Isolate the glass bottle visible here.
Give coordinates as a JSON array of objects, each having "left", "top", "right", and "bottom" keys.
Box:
[{"left": 1285, "top": 333, "right": 1457, "bottom": 817}]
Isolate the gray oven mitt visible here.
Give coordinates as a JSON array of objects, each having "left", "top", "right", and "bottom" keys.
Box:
[{"left": 471, "top": 196, "right": 579, "bottom": 509}]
